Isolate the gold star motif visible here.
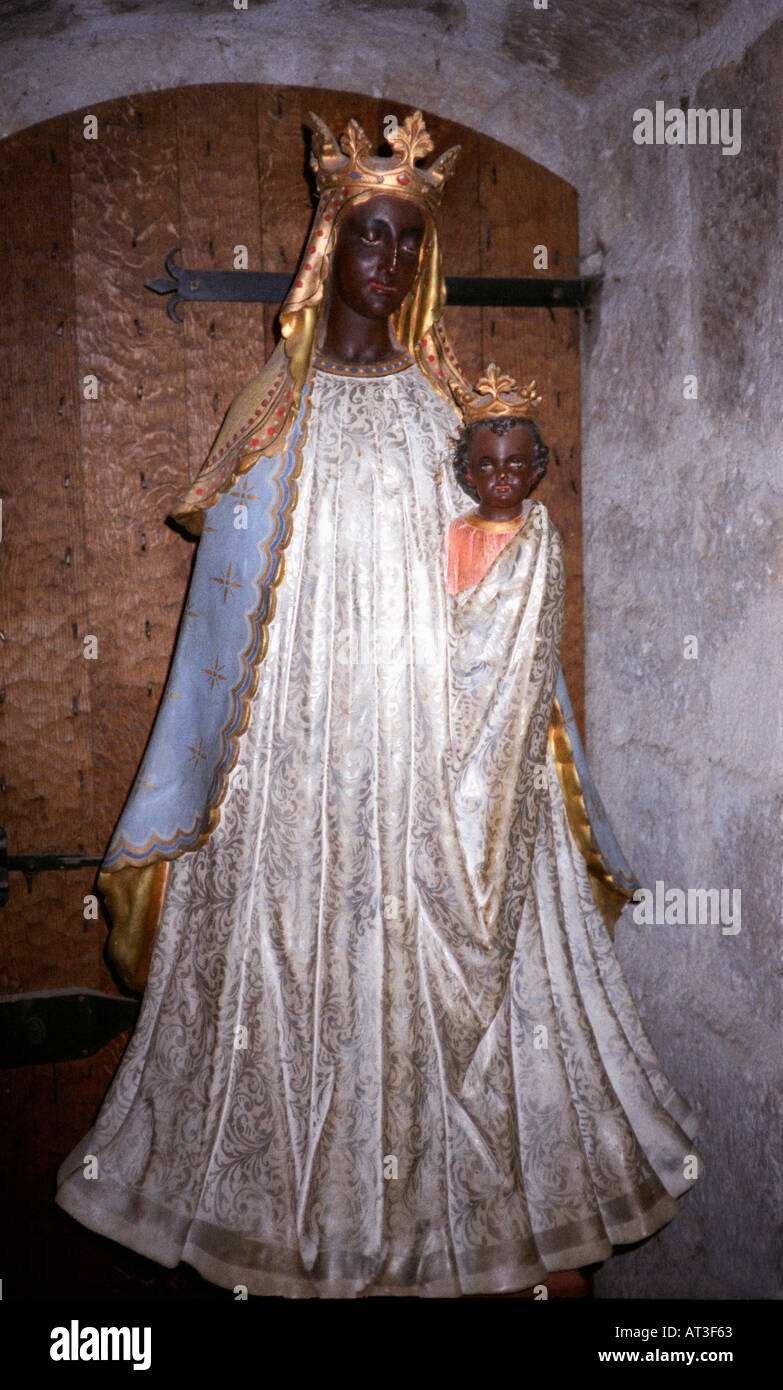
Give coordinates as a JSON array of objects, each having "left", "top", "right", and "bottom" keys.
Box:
[
  {"left": 186, "top": 736, "right": 207, "bottom": 770},
  {"left": 132, "top": 762, "right": 156, "bottom": 796},
  {"left": 211, "top": 563, "right": 242, "bottom": 604},
  {"left": 203, "top": 656, "right": 227, "bottom": 691},
  {"left": 231, "top": 479, "right": 259, "bottom": 505}
]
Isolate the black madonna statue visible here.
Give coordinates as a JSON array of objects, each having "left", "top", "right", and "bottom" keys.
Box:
[{"left": 55, "top": 112, "right": 700, "bottom": 1297}]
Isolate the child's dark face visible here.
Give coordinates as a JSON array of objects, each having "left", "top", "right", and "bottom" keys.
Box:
[{"left": 465, "top": 423, "right": 540, "bottom": 520}]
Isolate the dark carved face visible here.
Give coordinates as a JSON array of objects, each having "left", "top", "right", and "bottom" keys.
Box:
[
  {"left": 465, "top": 423, "right": 540, "bottom": 516},
  {"left": 330, "top": 194, "right": 426, "bottom": 322}
]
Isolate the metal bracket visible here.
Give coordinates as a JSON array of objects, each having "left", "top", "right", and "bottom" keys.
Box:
[
  {"left": 0, "top": 989, "right": 139, "bottom": 1067},
  {"left": 0, "top": 827, "right": 103, "bottom": 904},
  {"left": 146, "top": 249, "right": 600, "bottom": 322}
]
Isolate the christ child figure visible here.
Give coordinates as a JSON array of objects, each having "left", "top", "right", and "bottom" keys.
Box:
[{"left": 447, "top": 364, "right": 548, "bottom": 594}]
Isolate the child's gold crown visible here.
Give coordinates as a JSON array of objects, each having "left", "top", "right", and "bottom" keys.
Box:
[
  {"left": 309, "top": 110, "right": 460, "bottom": 212},
  {"left": 451, "top": 363, "right": 542, "bottom": 423}
]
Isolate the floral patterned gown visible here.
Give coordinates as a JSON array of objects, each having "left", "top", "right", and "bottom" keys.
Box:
[{"left": 55, "top": 355, "right": 699, "bottom": 1296}]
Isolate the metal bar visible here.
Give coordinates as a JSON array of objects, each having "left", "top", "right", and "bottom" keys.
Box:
[
  {"left": 445, "top": 276, "right": 596, "bottom": 307},
  {"left": 0, "top": 989, "right": 140, "bottom": 1067},
  {"left": 146, "top": 250, "right": 600, "bottom": 322},
  {"left": 0, "top": 827, "right": 103, "bottom": 903},
  {"left": 6, "top": 854, "right": 104, "bottom": 873}
]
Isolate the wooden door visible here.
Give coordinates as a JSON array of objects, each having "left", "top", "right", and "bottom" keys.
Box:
[{"left": 0, "top": 85, "right": 581, "bottom": 1295}]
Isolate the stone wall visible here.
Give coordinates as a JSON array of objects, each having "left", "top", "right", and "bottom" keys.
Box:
[
  {"left": 2, "top": 0, "right": 780, "bottom": 1299},
  {"left": 580, "top": 6, "right": 783, "bottom": 1301},
  {"left": 0, "top": 0, "right": 582, "bottom": 182}
]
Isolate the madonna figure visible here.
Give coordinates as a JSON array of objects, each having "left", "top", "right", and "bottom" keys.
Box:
[{"left": 55, "top": 112, "right": 699, "bottom": 1297}]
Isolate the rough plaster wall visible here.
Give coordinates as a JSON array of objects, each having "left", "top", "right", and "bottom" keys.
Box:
[
  {"left": 1, "top": 0, "right": 781, "bottom": 1299},
  {"left": 580, "top": 7, "right": 783, "bottom": 1299},
  {"left": 0, "top": 0, "right": 583, "bottom": 184}
]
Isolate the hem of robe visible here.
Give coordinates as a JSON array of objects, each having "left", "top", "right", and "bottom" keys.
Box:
[{"left": 54, "top": 1161, "right": 697, "bottom": 1300}]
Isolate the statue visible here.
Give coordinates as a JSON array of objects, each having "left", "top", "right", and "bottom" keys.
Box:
[
  {"left": 446, "top": 364, "right": 548, "bottom": 594},
  {"left": 55, "top": 112, "right": 700, "bottom": 1297}
]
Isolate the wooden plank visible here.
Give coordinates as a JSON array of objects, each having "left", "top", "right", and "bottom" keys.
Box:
[
  {"left": 0, "top": 118, "right": 111, "bottom": 997},
  {"left": 177, "top": 85, "right": 266, "bottom": 474},
  {"left": 0, "top": 119, "right": 93, "bottom": 860},
  {"left": 482, "top": 149, "right": 579, "bottom": 280},
  {"left": 1, "top": 868, "right": 118, "bottom": 996},
  {"left": 69, "top": 93, "right": 192, "bottom": 849}
]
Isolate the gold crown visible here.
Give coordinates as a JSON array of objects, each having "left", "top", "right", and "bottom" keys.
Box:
[
  {"left": 309, "top": 110, "right": 460, "bottom": 212},
  {"left": 450, "top": 363, "right": 542, "bottom": 423}
]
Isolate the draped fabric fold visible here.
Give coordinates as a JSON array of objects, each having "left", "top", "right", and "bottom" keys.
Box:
[
  {"left": 101, "top": 382, "right": 314, "bottom": 878},
  {"left": 57, "top": 361, "right": 699, "bottom": 1295}
]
